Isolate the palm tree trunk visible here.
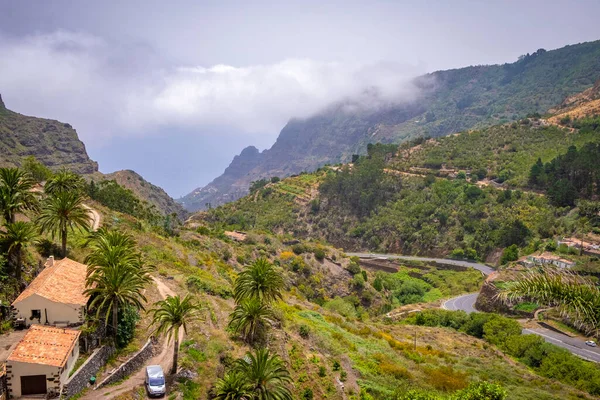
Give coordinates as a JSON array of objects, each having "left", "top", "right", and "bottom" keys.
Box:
[
  {"left": 62, "top": 228, "right": 67, "bottom": 258},
  {"left": 112, "top": 302, "right": 119, "bottom": 337},
  {"left": 171, "top": 326, "right": 179, "bottom": 375}
]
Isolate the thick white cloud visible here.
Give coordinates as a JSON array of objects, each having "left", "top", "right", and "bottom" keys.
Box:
[{"left": 0, "top": 31, "right": 423, "bottom": 145}]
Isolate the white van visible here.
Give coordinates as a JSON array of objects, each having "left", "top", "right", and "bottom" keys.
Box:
[{"left": 145, "top": 365, "right": 166, "bottom": 397}]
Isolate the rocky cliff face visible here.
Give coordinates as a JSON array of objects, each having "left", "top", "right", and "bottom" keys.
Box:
[
  {"left": 0, "top": 94, "right": 98, "bottom": 174},
  {"left": 180, "top": 40, "right": 600, "bottom": 212},
  {"left": 179, "top": 145, "right": 263, "bottom": 211}
]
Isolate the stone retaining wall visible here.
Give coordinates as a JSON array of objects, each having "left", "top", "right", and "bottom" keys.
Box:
[
  {"left": 96, "top": 338, "right": 155, "bottom": 389},
  {"left": 62, "top": 345, "right": 115, "bottom": 399}
]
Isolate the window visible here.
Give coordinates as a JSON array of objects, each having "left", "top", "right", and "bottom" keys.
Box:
[{"left": 31, "top": 310, "right": 41, "bottom": 320}]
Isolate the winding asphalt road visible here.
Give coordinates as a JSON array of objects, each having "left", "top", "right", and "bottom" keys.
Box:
[
  {"left": 350, "top": 252, "right": 600, "bottom": 362},
  {"left": 346, "top": 253, "right": 494, "bottom": 275}
]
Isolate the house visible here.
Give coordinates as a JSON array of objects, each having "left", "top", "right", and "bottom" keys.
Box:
[
  {"left": 11, "top": 257, "right": 89, "bottom": 327},
  {"left": 5, "top": 325, "right": 80, "bottom": 397},
  {"left": 557, "top": 237, "right": 600, "bottom": 256},
  {"left": 524, "top": 252, "right": 576, "bottom": 269}
]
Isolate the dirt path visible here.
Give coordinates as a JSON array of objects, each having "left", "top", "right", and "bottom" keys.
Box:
[
  {"left": 82, "top": 277, "right": 182, "bottom": 399},
  {"left": 83, "top": 204, "right": 101, "bottom": 231}
]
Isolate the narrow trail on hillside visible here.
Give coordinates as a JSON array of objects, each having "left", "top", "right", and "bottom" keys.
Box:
[
  {"left": 83, "top": 204, "right": 101, "bottom": 231},
  {"left": 82, "top": 277, "right": 183, "bottom": 400}
]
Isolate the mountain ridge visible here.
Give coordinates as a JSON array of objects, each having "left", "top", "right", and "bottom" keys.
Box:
[
  {"left": 0, "top": 94, "right": 184, "bottom": 217},
  {"left": 180, "top": 39, "right": 600, "bottom": 211}
]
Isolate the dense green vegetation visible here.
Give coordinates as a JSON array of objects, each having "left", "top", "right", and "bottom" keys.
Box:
[
  {"left": 394, "top": 122, "right": 600, "bottom": 187},
  {"left": 529, "top": 133, "right": 600, "bottom": 206},
  {"left": 406, "top": 309, "right": 600, "bottom": 396}
]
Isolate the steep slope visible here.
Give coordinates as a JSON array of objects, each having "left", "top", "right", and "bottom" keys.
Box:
[
  {"left": 0, "top": 94, "right": 98, "bottom": 174},
  {"left": 104, "top": 169, "right": 187, "bottom": 218},
  {"left": 196, "top": 91, "right": 600, "bottom": 259},
  {"left": 182, "top": 40, "right": 600, "bottom": 211}
]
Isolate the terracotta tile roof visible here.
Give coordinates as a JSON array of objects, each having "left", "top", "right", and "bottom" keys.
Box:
[
  {"left": 12, "top": 258, "right": 90, "bottom": 306},
  {"left": 7, "top": 325, "right": 80, "bottom": 367}
]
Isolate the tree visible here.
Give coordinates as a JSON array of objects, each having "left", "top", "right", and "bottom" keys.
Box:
[
  {"left": 0, "top": 167, "right": 38, "bottom": 224},
  {"left": 214, "top": 372, "right": 253, "bottom": 400},
  {"left": 1, "top": 221, "right": 38, "bottom": 281},
  {"left": 501, "top": 268, "right": 600, "bottom": 335},
  {"left": 21, "top": 156, "right": 52, "bottom": 183},
  {"left": 85, "top": 261, "right": 151, "bottom": 338},
  {"left": 547, "top": 179, "right": 578, "bottom": 207},
  {"left": 231, "top": 348, "right": 293, "bottom": 400},
  {"left": 234, "top": 258, "right": 284, "bottom": 304},
  {"left": 85, "top": 228, "right": 140, "bottom": 271},
  {"left": 44, "top": 167, "right": 85, "bottom": 195},
  {"left": 482, "top": 316, "right": 522, "bottom": 348},
  {"left": 37, "top": 191, "right": 90, "bottom": 257},
  {"left": 499, "top": 245, "right": 519, "bottom": 265},
  {"left": 150, "top": 294, "right": 203, "bottom": 374},
  {"left": 228, "top": 297, "right": 275, "bottom": 344}
]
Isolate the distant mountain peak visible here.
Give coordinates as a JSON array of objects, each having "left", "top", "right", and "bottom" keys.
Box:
[{"left": 0, "top": 93, "right": 5, "bottom": 109}]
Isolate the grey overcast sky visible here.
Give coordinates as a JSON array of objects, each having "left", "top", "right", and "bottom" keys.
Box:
[{"left": 1, "top": 1, "right": 599, "bottom": 197}]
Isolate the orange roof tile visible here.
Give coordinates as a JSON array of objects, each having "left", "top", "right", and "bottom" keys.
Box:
[
  {"left": 7, "top": 325, "right": 80, "bottom": 367},
  {"left": 12, "top": 258, "right": 90, "bottom": 306}
]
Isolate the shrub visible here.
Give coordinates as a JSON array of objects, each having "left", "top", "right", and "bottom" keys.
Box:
[
  {"left": 347, "top": 261, "right": 361, "bottom": 275},
  {"left": 361, "top": 270, "right": 368, "bottom": 282},
  {"left": 379, "top": 362, "right": 412, "bottom": 380},
  {"left": 499, "top": 244, "right": 519, "bottom": 265},
  {"left": 373, "top": 277, "right": 383, "bottom": 291},
  {"left": 340, "top": 370, "right": 347, "bottom": 382},
  {"left": 116, "top": 305, "right": 139, "bottom": 348},
  {"left": 299, "top": 324, "right": 310, "bottom": 339},
  {"left": 293, "top": 243, "right": 308, "bottom": 255},
  {"left": 318, "top": 366, "right": 326, "bottom": 377},
  {"left": 425, "top": 366, "right": 468, "bottom": 391},
  {"left": 314, "top": 248, "right": 326, "bottom": 261},
  {"left": 332, "top": 360, "right": 341, "bottom": 371},
  {"left": 453, "top": 381, "right": 507, "bottom": 400},
  {"left": 302, "top": 388, "right": 314, "bottom": 400},
  {"left": 482, "top": 316, "right": 522, "bottom": 348}
]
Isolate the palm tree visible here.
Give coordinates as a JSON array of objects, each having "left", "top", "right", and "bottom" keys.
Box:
[
  {"left": 0, "top": 167, "right": 38, "bottom": 224},
  {"left": 149, "top": 294, "right": 203, "bottom": 374},
  {"left": 234, "top": 258, "right": 284, "bottom": 304},
  {"left": 228, "top": 297, "right": 276, "bottom": 344},
  {"left": 85, "top": 261, "right": 151, "bottom": 337},
  {"left": 85, "top": 228, "right": 139, "bottom": 275},
  {"left": 37, "top": 191, "right": 90, "bottom": 257},
  {"left": 214, "top": 372, "right": 253, "bottom": 400},
  {"left": 44, "top": 167, "right": 85, "bottom": 195},
  {"left": 1, "top": 221, "right": 38, "bottom": 281},
  {"left": 232, "top": 348, "right": 293, "bottom": 400},
  {"left": 501, "top": 268, "right": 600, "bottom": 335}
]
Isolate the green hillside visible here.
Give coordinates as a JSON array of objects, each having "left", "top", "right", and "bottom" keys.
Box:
[
  {"left": 181, "top": 40, "right": 600, "bottom": 211},
  {"left": 199, "top": 113, "right": 600, "bottom": 262}
]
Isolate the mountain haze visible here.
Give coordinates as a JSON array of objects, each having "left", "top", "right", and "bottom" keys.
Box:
[{"left": 180, "top": 40, "right": 600, "bottom": 211}]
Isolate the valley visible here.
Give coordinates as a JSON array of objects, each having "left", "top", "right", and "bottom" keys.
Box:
[{"left": 2, "top": 30, "right": 600, "bottom": 400}]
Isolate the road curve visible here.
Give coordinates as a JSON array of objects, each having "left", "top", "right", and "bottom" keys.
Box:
[
  {"left": 442, "top": 293, "right": 479, "bottom": 313},
  {"left": 346, "top": 252, "right": 494, "bottom": 275},
  {"left": 349, "top": 252, "right": 600, "bottom": 362}
]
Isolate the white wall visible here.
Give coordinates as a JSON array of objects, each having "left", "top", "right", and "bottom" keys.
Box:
[
  {"left": 13, "top": 294, "right": 84, "bottom": 326},
  {"left": 7, "top": 345, "right": 79, "bottom": 398},
  {"left": 6, "top": 362, "right": 60, "bottom": 397}
]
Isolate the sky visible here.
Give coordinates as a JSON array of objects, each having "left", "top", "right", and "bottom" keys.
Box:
[{"left": 0, "top": 1, "right": 599, "bottom": 197}]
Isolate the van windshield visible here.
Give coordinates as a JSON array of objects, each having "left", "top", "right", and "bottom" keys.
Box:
[{"left": 149, "top": 377, "right": 165, "bottom": 386}]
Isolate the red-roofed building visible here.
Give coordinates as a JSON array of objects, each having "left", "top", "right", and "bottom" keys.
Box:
[
  {"left": 5, "top": 325, "right": 80, "bottom": 397},
  {"left": 12, "top": 257, "right": 89, "bottom": 327}
]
